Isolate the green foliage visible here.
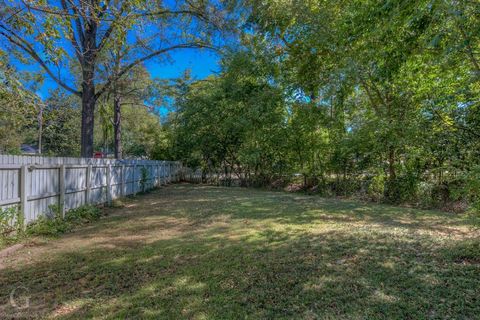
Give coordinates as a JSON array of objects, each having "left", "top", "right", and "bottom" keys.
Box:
[
  {"left": 42, "top": 90, "right": 81, "bottom": 156},
  {"left": 0, "top": 207, "right": 23, "bottom": 242},
  {"left": 459, "top": 166, "right": 480, "bottom": 226},
  {"left": 0, "top": 0, "right": 478, "bottom": 212},
  {"left": 166, "top": 52, "right": 288, "bottom": 185},
  {"left": 0, "top": 56, "right": 38, "bottom": 153},
  {"left": 367, "top": 173, "right": 386, "bottom": 202},
  {"left": 140, "top": 166, "right": 149, "bottom": 193},
  {"left": 160, "top": 0, "right": 480, "bottom": 212},
  {"left": 65, "top": 205, "right": 102, "bottom": 223},
  {"left": 385, "top": 174, "right": 421, "bottom": 205},
  {"left": 27, "top": 205, "right": 101, "bottom": 237},
  {"left": 94, "top": 65, "right": 166, "bottom": 158}
]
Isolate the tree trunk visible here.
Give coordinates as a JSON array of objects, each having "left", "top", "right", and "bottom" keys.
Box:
[
  {"left": 80, "top": 20, "right": 98, "bottom": 158},
  {"left": 81, "top": 70, "right": 96, "bottom": 158},
  {"left": 113, "top": 93, "right": 122, "bottom": 159}
]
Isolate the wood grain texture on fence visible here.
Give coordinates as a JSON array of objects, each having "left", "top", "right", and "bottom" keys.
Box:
[{"left": 0, "top": 155, "right": 181, "bottom": 225}]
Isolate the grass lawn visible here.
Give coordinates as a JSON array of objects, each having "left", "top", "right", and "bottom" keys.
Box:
[{"left": 0, "top": 184, "right": 479, "bottom": 319}]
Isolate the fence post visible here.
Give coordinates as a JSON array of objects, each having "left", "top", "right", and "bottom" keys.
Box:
[
  {"left": 19, "top": 165, "right": 28, "bottom": 230},
  {"left": 59, "top": 165, "right": 66, "bottom": 218},
  {"left": 85, "top": 165, "right": 92, "bottom": 205},
  {"left": 106, "top": 164, "right": 112, "bottom": 205},
  {"left": 133, "top": 163, "right": 137, "bottom": 196},
  {"left": 121, "top": 165, "right": 126, "bottom": 197}
]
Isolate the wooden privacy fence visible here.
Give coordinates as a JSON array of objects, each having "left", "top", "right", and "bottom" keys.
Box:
[{"left": 0, "top": 155, "right": 181, "bottom": 226}]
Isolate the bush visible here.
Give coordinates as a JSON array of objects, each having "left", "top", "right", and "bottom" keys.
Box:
[
  {"left": 431, "top": 183, "right": 450, "bottom": 205},
  {"left": 66, "top": 205, "right": 102, "bottom": 223},
  {"left": 27, "top": 205, "right": 101, "bottom": 237},
  {"left": 384, "top": 173, "right": 419, "bottom": 204},
  {"left": 460, "top": 166, "right": 480, "bottom": 227},
  {"left": 0, "top": 207, "right": 23, "bottom": 243},
  {"left": 417, "top": 182, "right": 435, "bottom": 208},
  {"left": 327, "top": 178, "right": 361, "bottom": 197},
  {"left": 367, "top": 173, "right": 386, "bottom": 202},
  {"left": 140, "top": 167, "right": 149, "bottom": 193}
]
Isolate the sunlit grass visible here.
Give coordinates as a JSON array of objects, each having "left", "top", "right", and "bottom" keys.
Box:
[{"left": 0, "top": 184, "right": 479, "bottom": 319}]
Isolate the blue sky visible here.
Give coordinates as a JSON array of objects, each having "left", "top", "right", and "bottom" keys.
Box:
[
  {"left": 29, "top": 48, "right": 221, "bottom": 118},
  {"left": 4, "top": 0, "right": 228, "bottom": 108},
  {"left": 36, "top": 49, "right": 220, "bottom": 99},
  {"left": 146, "top": 48, "right": 220, "bottom": 80}
]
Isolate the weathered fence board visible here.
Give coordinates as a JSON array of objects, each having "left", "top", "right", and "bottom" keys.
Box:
[{"left": 0, "top": 155, "right": 181, "bottom": 225}]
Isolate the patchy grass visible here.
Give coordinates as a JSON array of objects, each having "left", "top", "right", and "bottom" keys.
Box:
[{"left": 0, "top": 184, "right": 479, "bottom": 319}]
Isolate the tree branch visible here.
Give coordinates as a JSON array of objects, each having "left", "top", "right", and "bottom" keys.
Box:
[
  {"left": 96, "top": 1, "right": 128, "bottom": 53},
  {"left": 95, "top": 42, "right": 218, "bottom": 100},
  {"left": 66, "top": 0, "right": 86, "bottom": 47},
  {"left": 60, "top": 0, "right": 84, "bottom": 64},
  {"left": 0, "top": 24, "right": 81, "bottom": 96}
]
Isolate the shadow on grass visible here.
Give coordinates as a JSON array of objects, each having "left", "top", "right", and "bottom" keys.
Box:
[
  {"left": 158, "top": 185, "right": 474, "bottom": 236},
  {"left": 0, "top": 184, "right": 478, "bottom": 319}
]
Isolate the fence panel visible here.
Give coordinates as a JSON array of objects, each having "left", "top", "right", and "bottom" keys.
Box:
[{"left": 0, "top": 155, "right": 181, "bottom": 225}]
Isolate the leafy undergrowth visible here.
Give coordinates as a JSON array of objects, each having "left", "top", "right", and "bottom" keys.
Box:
[
  {"left": 26, "top": 205, "right": 102, "bottom": 237},
  {"left": 0, "top": 205, "right": 103, "bottom": 251},
  {"left": 0, "top": 184, "right": 478, "bottom": 319}
]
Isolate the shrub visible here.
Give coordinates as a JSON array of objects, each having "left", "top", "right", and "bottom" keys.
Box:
[
  {"left": 431, "top": 183, "right": 451, "bottom": 205},
  {"left": 0, "top": 206, "right": 23, "bottom": 242},
  {"left": 367, "top": 173, "right": 386, "bottom": 202},
  {"left": 384, "top": 173, "right": 419, "bottom": 204},
  {"left": 460, "top": 166, "right": 480, "bottom": 227},
  {"left": 417, "top": 182, "right": 435, "bottom": 208},
  {"left": 27, "top": 205, "right": 101, "bottom": 237},
  {"left": 140, "top": 166, "right": 149, "bottom": 193},
  {"left": 66, "top": 205, "right": 101, "bottom": 223},
  {"left": 328, "top": 178, "right": 361, "bottom": 197},
  {"left": 26, "top": 205, "right": 70, "bottom": 237}
]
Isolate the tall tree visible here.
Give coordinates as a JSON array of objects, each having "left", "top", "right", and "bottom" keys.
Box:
[{"left": 0, "top": 0, "right": 226, "bottom": 157}]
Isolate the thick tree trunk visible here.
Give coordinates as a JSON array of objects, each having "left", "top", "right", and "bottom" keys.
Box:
[
  {"left": 79, "top": 19, "right": 98, "bottom": 158},
  {"left": 113, "top": 93, "right": 122, "bottom": 159},
  {"left": 81, "top": 69, "right": 96, "bottom": 158},
  {"left": 112, "top": 52, "right": 123, "bottom": 160}
]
